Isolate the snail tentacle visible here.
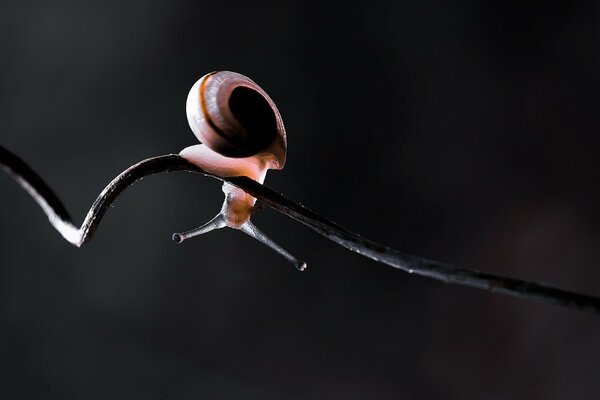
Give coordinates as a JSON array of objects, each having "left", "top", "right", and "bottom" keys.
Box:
[
  {"left": 172, "top": 213, "right": 227, "bottom": 244},
  {"left": 239, "top": 220, "right": 307, "bottom": 271}
]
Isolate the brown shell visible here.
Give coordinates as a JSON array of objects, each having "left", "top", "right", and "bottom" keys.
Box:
[{"left": 186, "top": 71, "right": 287, "bottom": 169}]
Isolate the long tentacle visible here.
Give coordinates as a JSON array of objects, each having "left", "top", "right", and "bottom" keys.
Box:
[
  {"left": 239, "top": 220, "right": 307, "bottom": 271},
  {"left": 1, "top": 145, "right": 600, "bottom": 315},
  {"left": 172, "top": 213, "right": 227, "bottom": 243}
]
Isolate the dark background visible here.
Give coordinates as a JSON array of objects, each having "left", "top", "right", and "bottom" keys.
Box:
[{"left": 1, "top": 0, "right": 600, "bottom": 398}]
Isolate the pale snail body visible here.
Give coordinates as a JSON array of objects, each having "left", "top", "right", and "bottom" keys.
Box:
[{"left": 176, "top": 71, "right": 305, "bottom": 270}]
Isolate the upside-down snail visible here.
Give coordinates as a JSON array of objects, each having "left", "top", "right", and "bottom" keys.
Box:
[{"left": 175, "top": 71, "right": 305, "bottom": 271}]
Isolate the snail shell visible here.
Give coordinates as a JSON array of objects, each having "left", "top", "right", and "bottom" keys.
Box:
[{"left": 182, "top": 71, "right": 286, "bottom": 183}]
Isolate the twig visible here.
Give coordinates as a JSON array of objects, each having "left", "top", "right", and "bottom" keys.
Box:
[{"left": 2, "top": 145, "right": 600, "bottom": 315}]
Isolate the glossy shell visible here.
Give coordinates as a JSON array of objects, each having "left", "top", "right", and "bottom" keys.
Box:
[{"left": 186, "top": 71, "right": 287, "bottom": 169}]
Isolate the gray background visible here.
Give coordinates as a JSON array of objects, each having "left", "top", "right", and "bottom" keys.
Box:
[{"left": 1, "top": 0, "right": 600, "bottom": 398}]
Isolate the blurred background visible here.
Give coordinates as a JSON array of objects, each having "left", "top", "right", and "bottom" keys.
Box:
[{"left": 1, "top": 0, "right": 600, "bottom": 398}]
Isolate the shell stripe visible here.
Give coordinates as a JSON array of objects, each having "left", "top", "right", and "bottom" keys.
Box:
[{"left": 199, "top": 71, "right": 235, "bottom": 144}]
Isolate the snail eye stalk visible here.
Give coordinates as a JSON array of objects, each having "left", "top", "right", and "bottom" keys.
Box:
[
  {"left": 172, "top": 213, "right": 226, "bottom": 243},
  {"left": 239, "top": 221, "right": 307, "bottom": 271}
]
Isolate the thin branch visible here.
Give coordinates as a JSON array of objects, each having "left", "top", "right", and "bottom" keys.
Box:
[
  {"left": 2, "top": 145, "right": 600, "bottom": 315},
  {"left": 0, "top": 146, "right": 200, "bottom": 247}
]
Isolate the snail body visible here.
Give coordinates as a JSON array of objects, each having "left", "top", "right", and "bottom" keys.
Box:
[
  {"left": 175, "top": 71, "right": 305, "bottom": 270},
  {"left": 181, "top": 71, "right": 286, "bottom": 227}
]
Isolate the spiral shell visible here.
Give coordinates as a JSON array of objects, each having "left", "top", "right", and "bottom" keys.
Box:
[{"left": 185, "top": 71, "right": 286, "bottom": 169}]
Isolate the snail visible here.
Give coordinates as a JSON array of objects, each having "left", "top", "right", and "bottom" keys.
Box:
[{"left": 173, "top": 71, "right": 306, "bottom": 271}]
